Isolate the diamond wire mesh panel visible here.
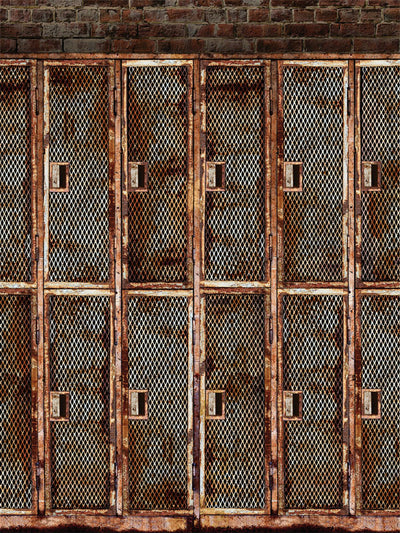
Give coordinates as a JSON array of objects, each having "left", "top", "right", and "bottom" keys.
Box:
[
  {"left": 127, "top": 66, "right": 189, "bottom": 283},
  {"left": 0, "top": 67, "right": 32, "bottom": 282},
  {"left": 0, "top": 295, "right": 32, "bottom": 509},
  {"left": 128, "top": 296, "right": 189, "bottom": 510},
  {"left": 283, "top": 294, "right": 343, "bottom": 509},
  {"left": 48, "top": 66, "right": 110, "bottom": 283},
  {"left": 205, "top": 294, "right": 265, "bottom": 508},
  {"left": 283, "top": 67, "right": 344, "bottom": 282},
  {"left": 361, "top": 296, "right": 400, "bottom": 509},
  {"left": 205, "top": 66, "right": 266, "bottom": 281},
  {"left": 50, "top": 296, "right": 110, "bottom": 509},
  {"left": 361, "top": 67, "right": 400, "bottom": 281}
]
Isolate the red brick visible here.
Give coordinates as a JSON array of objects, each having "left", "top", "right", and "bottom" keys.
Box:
[
  {"left": 63, "top": 38, "right": 111, "bottom": 53},
  {"left": 338, "top": 8, "right": 360, "bottom": 22},
  {"left": 0, "top": 23, "right": 41, "bottom": 38},
  {"left": 271, "top": 8, "right": 291, "bottom": 22},
  {"left": 257, "top": 38, "right": 303, "bottom": 53},
  {"left": 384, "top": 8, "right": 400, "bottom": 21},
  {"left": 32, "top": 9, "right": 54, "bottom": 22},
  {"left": 216, "top": 23, "right": 234, "bottom": 38},
  {"left": 248, "top": 8, "right": 270, "bottom": 22},
  {"left": 369, "top": 0, "right": 400, "bottom": 6},
  {"left": 227, "top": 9, "right": 247, "bottom": 23},
  {"left": 320, "top": 0, "right": 364, "bottom": 6},
  {"left": 100, "top": 8, "right": 120, "bottom": 22},
  {"left": 0, "top": 38, "right": 16, "bottom": 52},
  {"left": 315, "top": 9, "right": 337, "bottom": 22},
  {"left": 354, "top": 37, "right": 399, "bottom": 52},
  {"left": 138, "top": 22, "right": 185, "bottom": 37},
  {"left": 285, "top": 23, "right": 328, "bottom": 37},
  {"left": 111, "top": 38, "right": 156, "bottom": 53},
  {"left": 166, "top": 8, "right": 203, "bottom": 22},
  {"left": 187, "top": 23, "right": 215, "bottom": 38},
  {"left": 360, "top": 9, "right": 382, "bottom": 23},
  {"left": 17, "top": 38, "right": 62, "bottom": 52},
  {"left": 0, "top": 8, "right": 7, "bottom": 21},
  {"left": 121, "top": 9, "right": 142, "bottom": 23},
  {"left": 334, "top": 22, "right": 375, "bottom": 37},
  {"left": 9, "top": 9, "right": 30, "bottom": 22},
  {"left": 143, "top": 9, "right": 168, "bottom": 23},
  {"left": 377, "top": 23, "right": 400, "bottom": 36},
  {"left": 271, "top": 0, "right": 316, "bottom": 7},
  {"left": 293, "top": 9, "right": 314, "bottom": 22},
  {"left": 237, "top": 22, "right": 281, "bottom": 38},
  {"left": 304, "top": 37, "right": 352, "bottom": 52}
]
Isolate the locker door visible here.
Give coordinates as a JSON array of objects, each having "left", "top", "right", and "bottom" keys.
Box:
[
  {"left": 0, "top": 64, "right": 36, "bottom": 284},
  {"left": 47, "top": 295, "right": 111, "bottom": 510},
  {"left": 202, "top": 62, "right": 268, "bottom": 283},
  {"left": 280, "top": 294, "right": 345, "bottom": 510},
  {"left": 44, "top": 63, "right": 113, "bottom": 285},
  {"left": 0, "top": 294, "right": 35, "bottom": 510},
  {"left": 279, "top": 63, "right": 348, "bottom": 285},
  {"left": 360, "top": 295, "right": 400, "bottom": 510},
  {"left": 123, "top": 61, "right": 193, "bottom": 286},
  {"left": 358, "top": 64, "right": 400, "bottom": 283},
  {"left": 202, "top": 293, "right": 266, "bottom": 510},
  {"left": 126, "top": 294, "right": 192, "bottom": 510}
]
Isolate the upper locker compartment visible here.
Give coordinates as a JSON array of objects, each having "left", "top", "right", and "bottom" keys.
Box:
[
  {"left": 44, "top": 62, "right": 114, "bottom": 287},
  {"left": 202, "top": 61, "right": 268, "bottom": 284},
  {"left": 358, "top": 62, "right": 400, "bottom": 285},
  {"left": 280, "top": 62, "right": 348, "bottom": 286},
  {"left": 123, "top": 61, "right": 193, "bottom": 288},
  {"left": 0, "top": 62, "right": 36, "bottom": 285}
]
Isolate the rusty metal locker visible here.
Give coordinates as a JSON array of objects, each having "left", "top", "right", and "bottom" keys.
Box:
[
  {"left": 123, "top": 61, "right": 193, "bottom": 286},
  {"left": 202, "top": 293, "right": 266, "bottom": 509},
  {"left": 201, "top": 62, "right": 267, "bottom": 282},
  {"left": 279, "top": 62, "right": 348, "bottom": 284},
  {"left": 280, "top": 294, "right": 345, "bottom": 510},
  {"left": 358, "top": 64, "right": 400, "bottom": 283},
  {"left": 46, "top": 294, "right": 112, "bottom": 510},
  {"left": 125, "top": 294, "right": 192, "bottom": 510},
  {"left": 44, "top": 62, "right": 113, "bottom": 285},
  {"left": 0, "top": 64, "right": 36, "bottom": 283},
  {"left": 0, "top": 294, "right": 35, "bottom": 510},
  {"left": 359, "top": 294, "right": 400, "bottom": 510}
]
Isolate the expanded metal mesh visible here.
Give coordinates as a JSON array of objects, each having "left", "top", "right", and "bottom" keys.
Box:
[
  {"left": 361, "top": 67, "right": 400, "bottom": 281},
  {"left": 0, "top": 295, "right": 32, "bottom": 508},
  {"left": 283, "top": 67, "right": 344, "bottom": 282},
  {"left": 205, "top": 294, "right": 265, "bottom": 508},
  {"left": 283, "top": 294, "right": 343, "bottom": 509},
  {"left": 0, "top": 67, "right": 32, "bottom": 282},
  {"left": 128, "top": 296, "right": 188, "bottom": 510},
  {"left": 361, "top": 296, "right": 400, "bottom": 509},
  {"left": 50, "top": 296, "right": 110, "bottom": 509},
  {"left": 205, "top": 66, "right": 265, "bottom": 281},
  {"left": 49, "top": 66, "right": 110, "bottom": 283},
  {"left": 127, "top": 66, "right": 189, "bottom": 283}
]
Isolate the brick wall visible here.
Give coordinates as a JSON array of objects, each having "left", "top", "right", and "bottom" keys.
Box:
[{"left": 0, "top": 0, "right": 399, "bottom": 55}]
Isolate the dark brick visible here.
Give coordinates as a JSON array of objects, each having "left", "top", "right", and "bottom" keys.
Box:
[
  {"left": 293, "top": 9, "right": 314, "bottom": 22},
  {"left": 56, "top": 9, "right": 77, "bottom": 22},
  {"left": 0, "top": 8, "right": 7, "bottom": 21},
  {"left": 204, "top": 37, "right": 254, "bottom": 53},
  {"left": 360, "top": 9, "right": 382, "bottom": 23},
  {"left": 384, "top": 8, "right": 400, "bottom": 21},
  {"left": 111, "top": 38, "right": 156, "bottom": 52},
  {"left": 226, "top": 9, "right": 247, "bottom": 23},
  {"left": 0, "top": 22, "right": 41, "bottom": 38},
  {"left": 271, "top": 7, "right": 291, "bottom": 22},
  {"left": 257, "top": 38, "right": 303, "bottom": 52},
  {"left": 338, "top": 8, "right": 360, "bottom": 22},
  {"left": 204, "top": 8, "right": 225, "bottom": 23},
  {"left": 100, "top": 8, "right": 120, "bottom": 22},
  {"left": 138, "top": 22, "right": 185, "bottom": 37},
  {"left": 42, "top": 22, "right": 90, "bottom": 38},
  {"left": 18, "top": 38, "right": 62, "bottom": 52},
  {"left": 304, "top": 37, "right": 352, "bottom": 52},
  {"left": 9, "top": 9, "right": 31, "bottom": 22},
  {"left": 0, "top": 38, "right": 16, "bottom": 52},
  {"left": 377, "top": 23, "right": 400, "bottom": 36},
  {"left": 354, "top": 37, "right": 399, "bottom": 52},
  {"left": 77, "top": 9, "right": 99, "bottom": 21},
  {"left": 158, "top": 37, "right": 205, "bottom": 53},
  {"left": 315, "top": 9, "right": 337, "bottom": 22},
  {"left": 331, "top": 22, "right": 375, "bottom": 37},
  {"left": 285, "top": 23, "right": 328, "bottom": 37},
  {"left": 63, "top": 37, "right": 111, "bottom": 52},
  {"left": 237, "top": 22, "right": 281, "bottom": 37},
  {"left": 32, "top": 9, "right": 54, "bottom": 23},
  {"left": 166, "top": 8, "right": 203, "bottom": 22}
]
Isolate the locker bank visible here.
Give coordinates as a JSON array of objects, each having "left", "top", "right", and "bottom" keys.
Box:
[{"left": 0, "top": 56, "right": 399, "bottom": 532}]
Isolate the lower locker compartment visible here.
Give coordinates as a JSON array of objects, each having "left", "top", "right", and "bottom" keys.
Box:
[
  {"left": 127, "top": 295, "right": 190, "bottom": 510},
  {"left": 0, "top": 294, "right": 33, "bottom": 509},
  {"left": 48, "top": 295, "right": 111, "bottom": 510},
  {"left": 204, "top": 293, "right": 266, "bottom": 509},
  {"left": 282, "top": 294, "right": 344, "bottom": 510},
  {"left": 361, "top": 295, "right": 400, "bottom": 510}
]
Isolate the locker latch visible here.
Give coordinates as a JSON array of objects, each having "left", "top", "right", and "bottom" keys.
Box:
[
  {"left": 362, "top": 161, "right": 381, "bottom": 191},
  {"left": 128, "top": 162, "right": 148, "bottom": 191},
  {"left": 283, "top": 391, "right": 303, "bottom": 420},
  {"left": 284, "top": 162, "right": 303, "bottom": 191},
  {"left": 362, "top": 389, "right": 381, "bottom": 419},
  {"left": 50, "top": 392, "right": 70, "bottom": 421},
  {"left": 129, "top": 389, "right": 148, "bottom": 419},
  {"left": 206, "top": 390, "right": 225, "bottom": 420},
  {"left": 50, "top": 162, "right": 69, "bottom": 192},
  {"left": 206, "top": 162, "right": 226, "bottom": 190}
]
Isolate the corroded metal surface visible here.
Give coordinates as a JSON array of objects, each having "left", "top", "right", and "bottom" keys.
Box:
[
  {"left": 127, "top": 295, "right": 190, "bottom": 510},
  {"left": 49, "top": 295, "right": 110, "bottom": 509},
  {"left": 203, "top": 66, "right": 266, "bottom": 282},
  {"left": 282, "top": 294, "right": 344, "bottom": 509},
  {"left": 204, "top": 293, "right": 266, "bottom": 509}
]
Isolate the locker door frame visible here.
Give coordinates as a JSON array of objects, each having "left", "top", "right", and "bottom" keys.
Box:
[
  {"left": 354, "top": 288, "right": 400, "bottom": 515},
  {"left": 0, "top": 60, "right": 39, "bottom": 289},
  {"left": 43, "top": 289, "right": 116, "bottom": 515},
  {"left": 43, "top": 60, "right": 116, "bottom": 290},
  {"left": 199, "top": 59, "right": 272, "bottom": 289},
  {"left": 277, "top": 288, "right": 349, "bottom": 515},
  {"left": 121, "top": 289, "right": 194, "bottom": 516},
  {"left": 355, "top": 60, "right": 400, "bottom": 289},
  {"left": 277, "top": 60, "right": 351, "bottom": 289},
  {"left": 199, "top": 288, "right": 271, "bottom": 515},
  {"left": 121, "top": 59, "right": 194, "bottom": 291},
  {"left": 0, "top": 289, "right": 39, "bottom": 515}
]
